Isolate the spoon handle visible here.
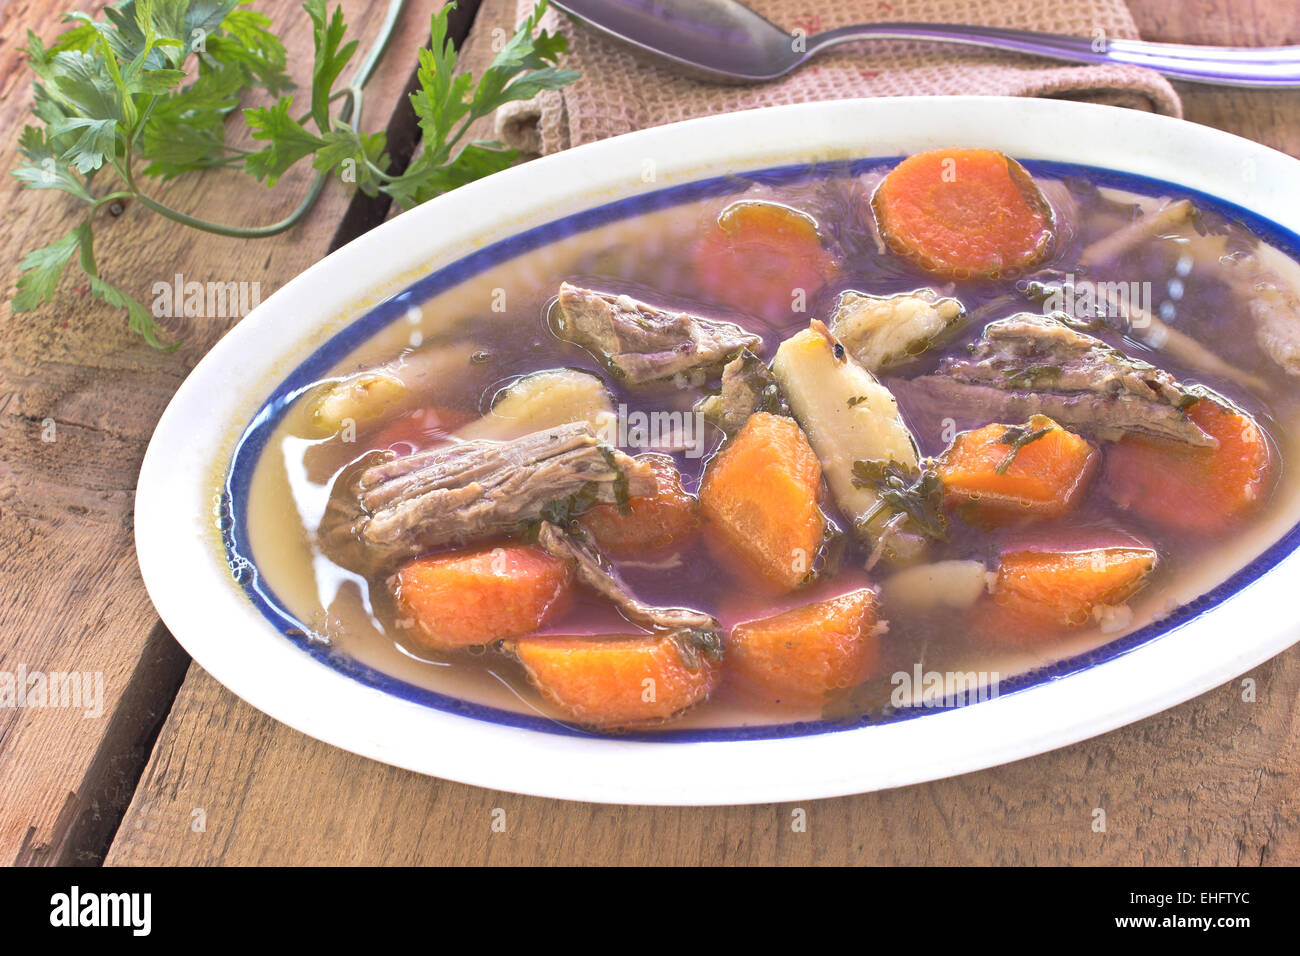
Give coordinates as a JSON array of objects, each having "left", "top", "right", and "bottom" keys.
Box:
[{"left": 808, "top": 23, "right": 1300, "bottom": 88}]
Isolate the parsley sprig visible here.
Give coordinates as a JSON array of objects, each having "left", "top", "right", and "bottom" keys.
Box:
[
  {"left": 11, "top": 0, "right": 577, "bottom": 347},
  {"left": 994, "top": 422, "right": 1053, "bottom": 474},
  {"left": 852, "top": 458, "right": 949, "bottom": 541}
]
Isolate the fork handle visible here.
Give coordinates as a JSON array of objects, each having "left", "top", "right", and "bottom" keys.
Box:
[{"left": 809, "top": 23, "right": 1300, "bottom": 88}]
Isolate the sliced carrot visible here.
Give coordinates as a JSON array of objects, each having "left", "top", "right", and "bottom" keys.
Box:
[
  {"left": 576, "top": 453, "right": 700, "bottom": 556},
  {"left": 1104, "top": 399, "right": 1274, "bottom": 534},
  {"left": 511, "top": 633, "right": 719, "bottom": 728},
  {"left": 391, "top": 544, "right": 572, "bottom": 650},
  {"left": 937, "top": 415, "right": 1098, "bottom": 522},
  {"left": 694, "top": 199, "right": 839, "bottom": 322},
  {"left": 698, "top": 411, "right": 826, "bottom": 593},
  {"left": 972, "top": 546, "right": 1159, "bottom": 643},
  {"left": 729, "top": 588, "right": 882, "bottom": 705},
  {"left": 873, "top": 147, "right": 1054, "bottom": 279}
]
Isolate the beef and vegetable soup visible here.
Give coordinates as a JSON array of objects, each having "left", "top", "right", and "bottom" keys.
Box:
[{"left": 243, "top": 148, "right": 1300, "bottom": 732}]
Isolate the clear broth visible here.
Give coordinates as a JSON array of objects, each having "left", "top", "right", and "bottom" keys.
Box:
[{"left": 244, "top": 162, "right": 1300, "bottom": 732}]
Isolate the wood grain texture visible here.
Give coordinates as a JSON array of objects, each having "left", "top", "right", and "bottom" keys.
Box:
[
  {"left": 1127, "top": 0, "right": 1300, "bottom": 155},
  {"left": 0, "top": 0, "right": 440, "bottom": 865},
  {"left": 104, "top": 652, "right": 1300, "bottom": 866},
  {"left": 99, "top": 0, "right": 1300, "bottom": 867}
]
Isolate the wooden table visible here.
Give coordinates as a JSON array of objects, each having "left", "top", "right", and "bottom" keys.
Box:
[{"left": 2, "top": 0, "right": 1297, "bottom": 867}]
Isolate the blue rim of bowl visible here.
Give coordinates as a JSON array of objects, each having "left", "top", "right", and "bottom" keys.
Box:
[{"left": 222, "top": 156, "right": 1300, "bottom": 743}]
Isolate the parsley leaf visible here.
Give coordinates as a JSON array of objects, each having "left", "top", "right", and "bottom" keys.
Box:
[
  {"left": 304, "top": 0, "right": 356, "bottom": 133},
  {"left": 389, "top": 0, "right": 576, "bottom": 208},
  {"left": 13, "top": 124, "right": 93, "bottom": 200},
  {"left": 11, "top": 226, "right": 85, "bottom": 312},
  {"left": 852, "top": 459, "right": 949, "bottom": 541},
  {"left": 672, "top": 628, "right": 725, "bottom": 671},
  {"left": 244, "top": 97, "right": 325, "bottom": 185},
  {"left": 312, "top": 127, "right": 387, "bottom": 195},
  {"left": 994, "top": 423, "right": 1053, "bottom": 474},
  {"left": 11, "top": 0, "right": 577, "bottom": 346}
]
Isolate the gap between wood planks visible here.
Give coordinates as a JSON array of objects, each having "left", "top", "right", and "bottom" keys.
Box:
[{"left": 48, "top": 0, "right": 486, "bottom": 868}]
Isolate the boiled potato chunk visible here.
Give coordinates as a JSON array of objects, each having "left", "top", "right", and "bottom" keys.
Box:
[
  {"left": 771, "top": 323, "right": 920, "bottom": 538},
  {"left": 311, "top": 371, "right": 408, "bottom": 434},
  {"left": 880, "top": 560, "right": 992, "bottom": 614},
  {"left": 455, "top": 368, "right": 617, "bottom": 442},
  {"left": 309, "top": 342, "right": 478, "bottom": 435},
  {"left": 830, "top": 288, "right": 965, "bottom": 371}
]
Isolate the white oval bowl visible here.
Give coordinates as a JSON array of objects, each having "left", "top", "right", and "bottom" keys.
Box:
[{"left": 137, "top": 96, "right": 1300, "bottom": 805}]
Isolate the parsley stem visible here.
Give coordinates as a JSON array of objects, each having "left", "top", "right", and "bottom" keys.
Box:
[
  {"left": 296, "top": 89, "right": 351, "bottom": 126},
  {"left": 131, "top": 94, "right": 162, "bottom": 150},
  {"left": 92, "top": 191, "right": 135, "bottom": 208},
  {"left": 351, "top": 0, "right": 406, "bottom": 89},
  {"left": 442, "top": 114, "right": 478, "bottom": 162},
  {"left": 131, "top": 176, "right": 331, "bottom": 238}
]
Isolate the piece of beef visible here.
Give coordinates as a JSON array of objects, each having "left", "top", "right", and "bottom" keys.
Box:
[
  {"left": 535, "top": 521, "right": 719, "bottom": 634},
  {"left": 554, "top": 281, "right": 762, "bottom": 385},
  {"left": 1218, "top": 251, "right": 1300, "bottom": 378},
  {"left": 695, "top": 348, "right": 787, "bottom": 435},
  {"left": 912, "top": 312, "right": 1214, "bottom": 446},
  {"left": 1251, "top": 282, "right": 1300, "bottom": 377},
  {"left": 321, "top": 422, "right": 656, "bottom": 573}
]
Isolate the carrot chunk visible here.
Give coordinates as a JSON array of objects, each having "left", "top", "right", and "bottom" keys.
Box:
[
  {"left": 972, "top": 546, "right": 1158, "bottom": 643},
  {"left": 698, "top": 411, "right": 826, "bottom": 592},
  {"left": 1104, "top": 399, "right": 1274, "bottom": 534},
  {"left": 729, "top": 588, "right": 883, "bottom": 705},
  {"left": 576, "top": 453, "right": 700, "bottom": 556},
  {"left": 391, "top": 544, "right": 572, "bottom": 650},
  {"left": 873, "top": 148, "right": 1054, "bottom": 278},
  {"left": 511, "top": 633, "right": 719, "bottom": 727},
  {"left": 694, "top": 199, "right": 839, "bottom": 322},
  {"left": 937, "top": 415, "right": 1098, "bottom": 522}
]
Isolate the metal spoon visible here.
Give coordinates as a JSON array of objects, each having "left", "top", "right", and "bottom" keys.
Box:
[{"left": 551, "top": 0, "right": 1300, "bottom": 88}]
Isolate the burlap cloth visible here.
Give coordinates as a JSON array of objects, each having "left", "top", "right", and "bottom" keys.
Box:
[{"left": 492, "top": 0, "right": 1182, "bottom": 156}]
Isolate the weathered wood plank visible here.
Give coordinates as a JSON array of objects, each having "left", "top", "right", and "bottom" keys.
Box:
[
  {"left": 1128, "top": 0, "right": 1300, "bottom": 155},
  {"left": 0, "top": 0, "right": 442, "bottom": 865},
  {"left": 103, "top": 654, "right": 1300, "bottom": 866},
  {"left": 105, "top": 0, "right": 1300, "bottom": 866}
]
